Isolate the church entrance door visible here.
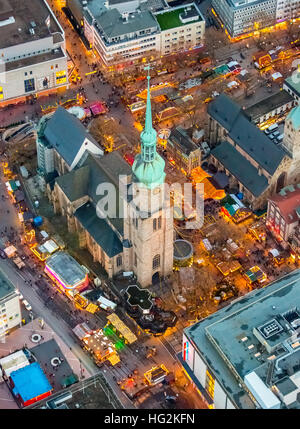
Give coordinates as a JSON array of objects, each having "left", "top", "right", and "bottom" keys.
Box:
[{"left": 152, "top": 272, "right": 160, "bottom": 285}]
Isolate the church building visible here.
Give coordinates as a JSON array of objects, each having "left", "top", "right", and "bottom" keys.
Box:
[{"left": 37, "top": 71, "right": 174, "bottom": 287}]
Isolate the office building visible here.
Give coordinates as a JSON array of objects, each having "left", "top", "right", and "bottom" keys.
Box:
[
  {"left": 83, "top": 0, "right": 205, "bottom": 65},
  {"left": 181, "top": 269, "right": 300, "bottom": 409},
  {"left": 212, "top": 0, "right": 300, "bottom": 39},
  {"left": 0, "top": 0, "right": 68, "bottom": 106}
]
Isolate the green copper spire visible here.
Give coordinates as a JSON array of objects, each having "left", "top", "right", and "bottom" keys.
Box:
[
  {"left": 132, "top": 65, "right": 166, "bottom": 189},
  {"left": 140, "top": 65, "right": 157, "bottom": 163},
  {"left": 144, "top": 65, "right": 153, "bottom": 135}
]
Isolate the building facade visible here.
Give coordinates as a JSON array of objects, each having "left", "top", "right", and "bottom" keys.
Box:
[
  {"left": 266, "top": 184, "right": 300, "bottom": 245},
  {"left": 0, "top": 0, "right": 68, "bottom": 106},
  {"left": 167, "top": 126, "right": 201, "bottom": 175},
  {"left": 244, "top": 90, "right": 295, "bottom": 125},
  {"left": 212, "top": 0, "right": 300, "bottom": 39},
  {"left": 83, "top": 0, "right": 205, "bottom": 65},
  {"left": 0, "top": 269, "right": 21, "bottom": 337},
  {"left": 181, "top": 270, "right": 300, "bottom": 409}
]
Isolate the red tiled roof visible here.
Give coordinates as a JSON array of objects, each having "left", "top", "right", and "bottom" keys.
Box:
[{"left": 270, "top": 187, "right": 300, "bottom": 224}]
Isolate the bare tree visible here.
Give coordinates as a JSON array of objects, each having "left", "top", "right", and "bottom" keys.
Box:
[
  {"left": 204, "top": 27, "right": 230, "bottom": 61},
  {"left": 6, "top": 136, "right": 37, "bottom": 170}
]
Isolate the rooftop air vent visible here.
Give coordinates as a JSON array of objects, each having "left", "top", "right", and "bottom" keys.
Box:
[{"left": 257, "top": 319, "right": 283, "bottom": 339}]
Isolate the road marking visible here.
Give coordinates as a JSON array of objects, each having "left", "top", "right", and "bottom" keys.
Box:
[{"left": 15, "top": 271, "right": 26, "bottom": 281}]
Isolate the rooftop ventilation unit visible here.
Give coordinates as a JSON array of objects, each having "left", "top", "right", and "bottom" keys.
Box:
[
  {"left": 29, "top": 28, "right": 35, "bottom": 35},
  {"left": 30, "top": 21, "right": 36, "bottom": 28},
  {"left": 257, "top": 319, "right": 283, "bottom": 339}
]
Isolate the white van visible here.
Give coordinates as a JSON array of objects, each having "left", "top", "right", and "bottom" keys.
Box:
[{"left": 22, "top": 299, "right": 32, "bottom": 311}]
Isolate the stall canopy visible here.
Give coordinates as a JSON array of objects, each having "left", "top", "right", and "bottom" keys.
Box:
[
  {"left": 191, "top": 167, "right": 226, "bottom": 200},
  {"left": 106, "top": 313, "right": 137, "bottom": 344},
  {"left": 89, "top": 101, "right": 106, "bottom": 116}
]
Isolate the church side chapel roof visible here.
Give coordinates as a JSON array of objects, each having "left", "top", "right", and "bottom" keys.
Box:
[
  {"left": 208, "top": 94, "right": 286, "bottom": 175},
  {"left": 74, "top": 202, "right": 123, "bottom": 258},
  {"left": 55, "top": 166, "right": 90, "bottom": 202},
  {"left": 211, "top": 141, "right": 269, "bottom": 197},
  {"left": 43, "top": 107, "right": 100, "bottom": 167}
]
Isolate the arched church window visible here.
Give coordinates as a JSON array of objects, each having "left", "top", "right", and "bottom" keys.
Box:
[{"left": 153, "top": 254, "right": 160, "bottom": 270}]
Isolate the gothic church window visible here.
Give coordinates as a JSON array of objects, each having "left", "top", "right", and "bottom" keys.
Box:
[{"left": 153, "top": 254, "right": 160, "bottom": 270}]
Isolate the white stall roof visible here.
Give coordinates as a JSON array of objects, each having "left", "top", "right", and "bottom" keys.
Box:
[
  {"left": 0, "top": 350, "right": 29, "bottom": 377},
  {"left": 244, "top": 371, "right": 280, "bottom": 409}
]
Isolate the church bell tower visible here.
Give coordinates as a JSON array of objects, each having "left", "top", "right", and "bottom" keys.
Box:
[{"left": 125, "top": 66, "right": 174, "bottom": 287}]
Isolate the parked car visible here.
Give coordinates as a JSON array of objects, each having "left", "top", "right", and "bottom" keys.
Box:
[{"left": 22, "top": 299, "right": 32, "bottom": 311}]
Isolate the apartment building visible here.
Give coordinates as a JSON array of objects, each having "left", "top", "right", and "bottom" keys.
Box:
[
  {"left": 83, "top": 0, "right": 205, "bottom": 65},
  {"left": 181, "top": 270, "right": 300, "bottom": 409},
  {"left": 267, "top": 184, "right": 300, "bottom": 246},
  {"left": 212, "top": 0, "right": 300, "bottom": 39},
  {"left": 0, "top": 0, "right": 68, "bottom": 106},
  {"left": 154, "top": 4, "right": 205, "bottom": 56},
  {"left": 0, "top": 269, "right": 21, "bottom": 337}
]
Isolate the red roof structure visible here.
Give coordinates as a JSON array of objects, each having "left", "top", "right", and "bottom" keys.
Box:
[
  {"left": 269, "top": 186, "right": 300, "bottom": 224},
  {"left": 89, "top": 101, "right": 107, "bottom": 116}
]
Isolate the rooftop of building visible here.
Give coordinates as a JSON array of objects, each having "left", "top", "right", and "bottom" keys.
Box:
[
  {"left": 284, "top": 72, "right": 300, "bottom": 98},
  {"left": 45, "top": 251, "right": 88, "bottom": 287},
  {"left": 54, "top": 149, "right": 131, "bottom": 253},
  {"left": 40, "top": 107, "right": 102, "bottom": 167},
  {"left": 168, "top": 126, "right": 198, "bottom": 155},
  {"left": 154, "top": 4, "right": 203, "bottom": 31},
  {"left": 74, "top": 202, "right": 123, "bottom": 258},
  {"left": 5, "top": 47, "right": 66, "bottom": 72},
  {"left": 10, "top": 361, "right": 52, "bottom": 403},
  {"left": 245, "top": 90, "right": 294, "bottom": 122},
  {"left": 126, "top": 285, "right": 153, "bottom": 311},
  {"left": 211, "top": 140, "right": 269, "bottom": 197},
  {"left": 226, "top": 0, "right": 270, "bottom": 10},
  {"left": 0, "top": 0, "right": 62, "bottom": 49},
  {"left": 269, "top": 184, "right": 300, "bottom": 224},
  {"left": 30, "top": 339, "right": 77, "bottom": 393},
  {"left": 92, "top": 7, "right": 158, "bottom": 40},
  {"left": 208, "top": 94, "right": 286, "bottom": 175},
  {"left": 0, "top": 268, "right": 16, "bottom": 301},
  {"left": 184, "top": 269, "right": 300, "bottom": 409}
]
